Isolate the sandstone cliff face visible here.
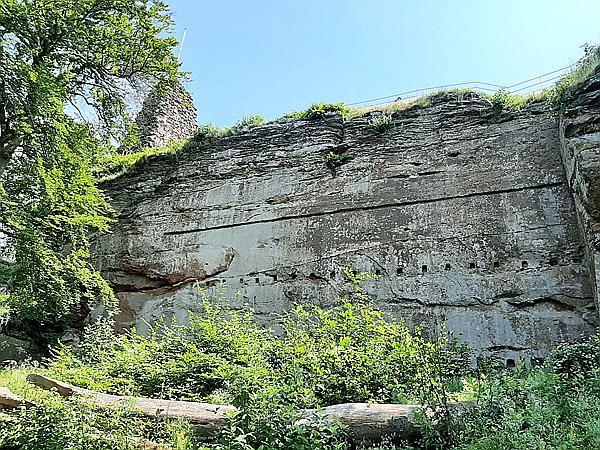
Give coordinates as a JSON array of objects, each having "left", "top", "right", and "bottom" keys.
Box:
[
  {"left": 560, "top": 73, "right": 600, "bottom": 312},
  {"left": 95, "top": 91, "right": 599, "bottom": 364}
]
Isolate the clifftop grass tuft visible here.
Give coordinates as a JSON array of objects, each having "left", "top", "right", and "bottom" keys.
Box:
[
  {"left": 547, "top": 43, "right": 600, "bottom": 112},
  {"left": 94, "top": 140, "right": 187, "bottom": 182},
  {"left": 282, "top": 103, "right": 359, "bottom": 120}
]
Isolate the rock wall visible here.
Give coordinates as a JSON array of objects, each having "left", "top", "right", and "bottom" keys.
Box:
[
  {"left": 560, "top": 72, "right": 600, "bottom": 311},
  {"left": 95, "top": 91, "right": 599, "bottom": 364}
]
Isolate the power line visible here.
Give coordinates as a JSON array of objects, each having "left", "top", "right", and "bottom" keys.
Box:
[{"left": 509, "top": 73, "right": 565, "bottom": 93}]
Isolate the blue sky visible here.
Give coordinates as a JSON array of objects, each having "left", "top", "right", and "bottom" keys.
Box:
[{"left": 167, "top": 0, "right": 600, "bottom": 127}]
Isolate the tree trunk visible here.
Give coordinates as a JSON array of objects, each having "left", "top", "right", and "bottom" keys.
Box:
[
  {"left": 26, "top": 374, "right": 237, "bottom": 436},
  {"left": 298, "top": 402, "right": 420, "bottom": 444},
  {"left": 0, "top": 386, "right": 29, "bottom": 409},
  {"left": 26, "top": 374, "right": 425, "bottom": 443}
]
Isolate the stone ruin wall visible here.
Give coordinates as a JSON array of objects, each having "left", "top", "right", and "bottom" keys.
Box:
[
  {"left": 94, "top": 80, "right": 600, "bottom": 365},
  {"left": 135, "top": 82, "right": 197, "bottom": 148}
]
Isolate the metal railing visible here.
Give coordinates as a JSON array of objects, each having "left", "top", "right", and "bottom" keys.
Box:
[{"left": 347, "top": 64, "right": 575, "bottom": 108}]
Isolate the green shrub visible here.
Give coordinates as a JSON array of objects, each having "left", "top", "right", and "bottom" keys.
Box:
[
  {"left": 283, "top": 103, "right": 357, "bottom": 120},
  {"left": 193, "top": 123, "right": 230, "bottom": 144},
  {"left": 547, "top": 43, "right": 600, "bottom": 112},
  {"left": 369, "top": 114, "right": 393, "bottom": 133},
  {"left": 411, "top": 334, "right": 600, "bottom": 450},
  {"left": 11, "top": 275, "right": 600, "bottom": 449},
  {"left": 231, "top": 114, "right": 267, "bottom": 132},
  {"left": 19, "top": 273, "right": 467, "bottom": 449},
  {"left": 49, "top": 278, "right": 466, "bottom": 409},
  {"left": 326, "top": 151, "right": 351, "bottom": 168},
  {"left": 547, "top": 337, "right": 600, "bottom": 380},
  {"left": 192, "top": 115, "right": 266, "bottom": 147}
]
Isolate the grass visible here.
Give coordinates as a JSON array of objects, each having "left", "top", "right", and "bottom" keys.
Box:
[
  {"left": 546, "top": 44, "right": 600, "bottom": 112},
  {"left": 94, "top": 114, "right": 270, "bottom": 182},
  {"left": 94, "top": 140, "right": 188, "bottom": 182}
]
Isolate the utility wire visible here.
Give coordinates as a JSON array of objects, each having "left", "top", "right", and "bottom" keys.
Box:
[{"left": 509, "top": 74, "right": 565, "bottom": 93}]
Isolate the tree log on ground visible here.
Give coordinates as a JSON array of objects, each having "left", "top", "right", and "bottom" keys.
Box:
[
  {"left": 298, "top": 402, "right": 420, "bottom": 443},
  {"left": 26, "top": 374, "right": 237, "bottom": 436},
  {"left": 27, "top": 374, "right": 424, "bottom": 443},
  {"left": 0, "top": 386, "right": 28, "bottom": 409}
]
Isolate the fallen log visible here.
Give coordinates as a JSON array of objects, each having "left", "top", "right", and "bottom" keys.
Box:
[
  {"left": 28, "top": 374, "right": 427, "bottom": 443},
  {"left": 27, "top": 374, "right": 237, "bottom": 436},
  {"left": 0, "top": 387, "right": 33, "bottom": 409},
  {"left": 298, "top": 402, "right": 420, "bottom": 443},
  {"left": 1, "top": 383, "right": 172, "bottom": 449}
]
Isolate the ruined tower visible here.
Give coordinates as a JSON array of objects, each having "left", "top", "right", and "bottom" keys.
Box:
[{"left": 135, "top": 81, "right": 197, "bottom": 148}]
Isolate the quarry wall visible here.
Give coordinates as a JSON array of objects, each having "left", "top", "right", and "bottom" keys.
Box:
[{"left": 95, "top": 84, "right": 600, "bottom": 364}]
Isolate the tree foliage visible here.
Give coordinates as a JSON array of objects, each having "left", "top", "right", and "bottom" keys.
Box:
[
  {"left": 0, "top": 0, "right": 181, "bottom": 341},
  {"left": 0, "top": 0, "right": 180, "bottom": 169},
  {"left": 1, "top": 117, "right": 115, "bottom": 339}
]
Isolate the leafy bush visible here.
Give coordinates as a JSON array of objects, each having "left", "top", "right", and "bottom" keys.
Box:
[
  {"left": 49, "top": 275, "right": 467, "bottom": 409},
  {"left": 326, "top": 151, "right": 351, "bottom": 168},
  {"left": 6, "top": 273, "right": 600, "bottom": 449},
  {"left": 547, "top": 336, "right": 600, "bottom": 380},
  {"left": 411, "top": 335, "right": 600, "bottom": 450},
  {"left": 231, "top": 114, "right": 267, "bottom": 132},
  {"left": 193, "top": 123, "right": 232, "bottom": 145},
  {"left": 479, "top": 88, "right": 544, "bottom": 120},
  {"left": 213, "top": 399, "right": 348, "bottom": 450},
  {"left": 369, "top": 114, "right": 393, "bottom": 133},
  {"left": 2, "top": 273, "right": 470, "bottom": 449},
  {"left": 283, "top": 103, "right": 357, "bottom": 120},
  {"left": 447, "top": 368, "right": 600, "bottom": 450}
]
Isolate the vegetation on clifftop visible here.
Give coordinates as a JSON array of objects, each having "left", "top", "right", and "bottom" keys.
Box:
[
  {"left": 547, "top": 43, "right": 600, "bottom": 112},
  {"left": 96, "top": 43, "right": 600, "bottom": 183}
]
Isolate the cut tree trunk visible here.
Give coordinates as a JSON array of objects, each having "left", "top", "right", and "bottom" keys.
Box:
[
  {"left": 298, "top": 402, "right": 420, "bottom": 443},
  {"left": 26, "top": 374, "right": 236, "bottom": 436},
  {"left": 27, "top": 374, "right": 425, "bottom": 443}
]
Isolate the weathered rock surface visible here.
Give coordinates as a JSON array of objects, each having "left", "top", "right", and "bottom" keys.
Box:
[
  {"left": 560, "top": 72, "right": 600, "bottom": 311},
  {"left": 95, "top": 91, "right": 599, "bottom": 363},
  {"left": 0, "top": 334, "right": 35, "bottom": 361}
]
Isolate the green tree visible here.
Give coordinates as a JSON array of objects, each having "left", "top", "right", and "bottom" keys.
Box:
[{"left": 0, "top": 0, "right": 181, "bottom": 342}]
